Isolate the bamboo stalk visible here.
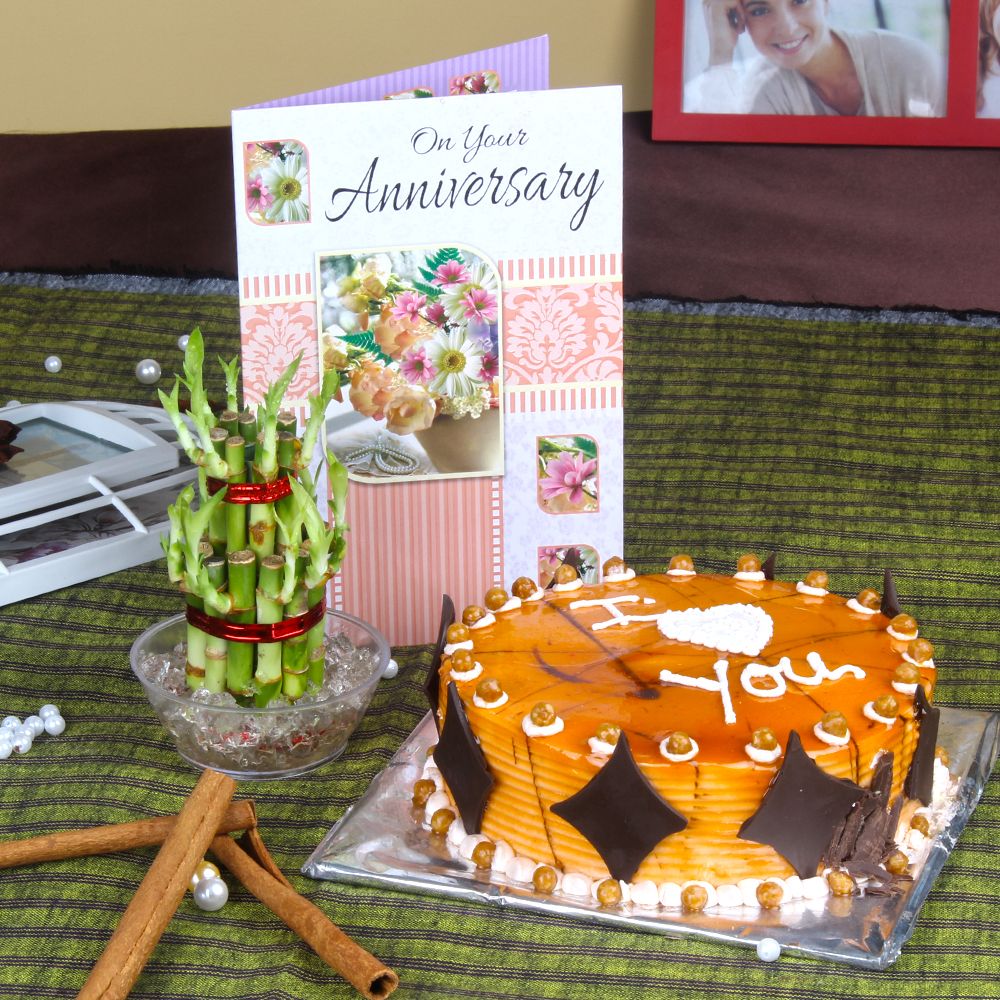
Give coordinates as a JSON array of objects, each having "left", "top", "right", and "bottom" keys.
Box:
[
  {"left": 226, "top": 549, "right": 257, "bottom": 699},
  {"left": 254, "top": 555, "right": 285, "bottom": 706},
  {"left": 77, "top": 769, "right": 237, "bottom": 1000},
  {"left": 306, "top": 582, "right": 327, "bottom": 688},
  {"left": 224, "top": 435, "right": 248, "bottom": 553},
  {"left": 184, "top": 591, "right": 207, "bottom": 690},
  {"left": 281, "top": 583, "right": 310, "bottom": 700},
  {"left": 203, "top": 557, "right": 228, "bottom": 694},
  {"left": 220, "top": 409, "right": 240, "bottom": 437},
  {"left": 238, "top": 410, "right": 258, "bottom": 446}
]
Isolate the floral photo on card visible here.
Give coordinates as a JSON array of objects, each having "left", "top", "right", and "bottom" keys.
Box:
[
  {"left": 538, "top": 544, "right": 600, "bottom": 590},
  {"left": 449, "top": 70, "right": 501, "bottom": 95},
  {"left": 318, "top": 245, "right": 503, "bottom": 482},
  {"left": 244, "top": 140, "right": 310, "bottom": 225},
  {"left": 384, "top": 87, "right": 435, "bottom": 100},
  {"left": 536, "top": 435, "right": 599, "bottom": 514}
]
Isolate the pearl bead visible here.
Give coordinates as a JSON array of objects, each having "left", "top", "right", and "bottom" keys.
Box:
[
  {"left": 1, "top": 716, "right": 20, "bottom": 730},
  {"left": 44, "top": 355, "right": 62, "bottom": 374},
  {"left": 23, "top": 716, "right": 44, "bottom": 737},
  {"left": 38, "top": 704, "right": 60, "bottom": 720},
  {"left": 177, "top": 334, "right": 190, "bottom": 351},
  {"left": 12, "top": 732, "right": 32, "bottom": 754},
  {"left": 135, "top": 359, "right": 162, "bottom": 385},
  {"left": 192, "top": 876, "right": 229, "bottom": 911},
  {"left": 43, "top": 714, "right": 66, "bottom": 736},
  {"left": 189, "top": 860, "right": 221, "bottom": 891},
  {"left": 756, "top": 937, "right": 781, "bottom": 962},
  {"left": 0, "top": 731, "right": 12, "bottom": 750},
  {"left": 382, "top": 658, "right": 399, "bottom": 679}
]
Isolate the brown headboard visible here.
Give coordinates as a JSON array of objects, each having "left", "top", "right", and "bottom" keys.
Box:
[{"left": 2, "top": 113, "right": 998, "bottom": 312}]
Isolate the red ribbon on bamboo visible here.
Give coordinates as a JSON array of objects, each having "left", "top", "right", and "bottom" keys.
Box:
[
  {"left": 185, "top": 601, "right": 326, "bottom": 643},
  {"left": 205, "top": 476, "right": 294, "bottom": 505}
]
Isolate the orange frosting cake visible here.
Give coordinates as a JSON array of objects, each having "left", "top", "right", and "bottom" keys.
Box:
[{"left": 415, "top": 555, "right": 955, "bottom": 913}]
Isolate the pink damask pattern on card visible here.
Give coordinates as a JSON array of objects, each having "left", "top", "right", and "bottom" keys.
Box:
[
  {"left": 240, "top": 301, "right": 320, "bottom": 403},
  {"left": 502, "top": 282, "right": 624, "bottom": 385}
]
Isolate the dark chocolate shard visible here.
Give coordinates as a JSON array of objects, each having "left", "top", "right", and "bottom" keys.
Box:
[
  {"left": 904, "top": 683, "right": 940, "bottom": 805},
  {"left": 881, "top": 570, "right": 902, "bottom": 618},
  {"left": 550, "top": 733, "right": 688, "bottom": 882},
  {"left": 423, "top": 594, "right": 456, "bottom": 730},
  {"left": 433, "top": 681, "right": 494, "bottom": 834},
  {"left": 762, "top": 552, "right": 777, "bottom": 581},
  {"left": 739, "top": 730, "right": 863, "bottom": 879},
  {"left": 826, "top": 753, "right": 895, "bottom": 873},
  {"left": 883, "top": 796, "right": 903, "bottom": 854}
]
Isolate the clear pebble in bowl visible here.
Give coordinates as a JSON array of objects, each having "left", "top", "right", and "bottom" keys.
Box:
[{"left": 129, "top": 610, "right": 390, "bottom": 779}]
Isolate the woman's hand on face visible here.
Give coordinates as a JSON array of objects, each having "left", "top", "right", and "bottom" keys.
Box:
[{"left": 702, "top": 0, "right": 744, "bottom": 67}]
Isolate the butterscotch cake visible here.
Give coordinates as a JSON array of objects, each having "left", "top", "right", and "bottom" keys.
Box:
[{"left": 417, "top": 555, "right": 952, "bottom": 911}]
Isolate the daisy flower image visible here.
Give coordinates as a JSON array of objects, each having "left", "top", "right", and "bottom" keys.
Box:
[
  {"left": 262, "top": 151, "right": 310, "bottom": 223},
  {"left": 423, "top": 326, "right": 486, "bottom": 399}
]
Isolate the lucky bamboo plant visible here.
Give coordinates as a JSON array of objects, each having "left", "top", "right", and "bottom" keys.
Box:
[{"left": 158, "top": 328, "right": 347, "bottom": 707}]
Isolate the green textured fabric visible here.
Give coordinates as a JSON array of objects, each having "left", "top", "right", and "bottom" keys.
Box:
[{"left": 1, "top": 284, "right": 999, "bottom": 998}]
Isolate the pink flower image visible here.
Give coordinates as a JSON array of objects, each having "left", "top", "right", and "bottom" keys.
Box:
[
  {"left": 432, "top": 260, "right": 471, "bottom": 288},
  {"left": 246, "top": 173, "right": 273, "bottom": 214},
  {"left": 425, "top": 301, "right": 446, "bottom": 326},
  {"left": 400, "top": 346, "right": 437, "bottom": 385},
  {"left": 390, "top": 290, "right": 427, "bottom": 322},
  {"left": 540, "top": 451, "right": 598, "bottom": 507},
  {"left": 461, "top": 287, "right": 497, "bottom": 324},
  {"left": 480, "top": 351, "right": 499, "bottom": 380}
]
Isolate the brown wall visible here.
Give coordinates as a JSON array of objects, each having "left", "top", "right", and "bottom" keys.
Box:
[{"left": 2, "top": 0, "right": 655, "bottom": 133}]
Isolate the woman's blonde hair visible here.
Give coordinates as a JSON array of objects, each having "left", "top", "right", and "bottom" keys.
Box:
[{"left": 979, "top": 0, "right": 1000, "bottom": 110}]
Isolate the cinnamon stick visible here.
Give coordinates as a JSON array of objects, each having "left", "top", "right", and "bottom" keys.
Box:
[
  {"left": 77, "top": 768, "right": 237, "bottom": 1000},
  {"left": 0, "top": 800, "right": 256, "bottom": 870},
  {"left": 210, "top": 835, "right": 398, "bottom": 999}
]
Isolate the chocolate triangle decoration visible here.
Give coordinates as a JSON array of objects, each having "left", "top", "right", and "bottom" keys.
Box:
[
  {"left": 433, "top": 682, "right": 494, "bottom": 833},
  {"left": 738, "top": 730, "right": 863, "bottom": 878},
  {"left": 550, "top": 733, "right": 688, "bottom": 882},
  {"left": 904, "top": 683, "right": 940, "bottom": 805},
  {"left": 423, "top": 594, "right": 455, "bottom": 730},
  {"left": 762, "top": 552, "right": 777, "bottom": 581},
  {"left": 881, "top": 570, "right": 902, "bottom": 618}
]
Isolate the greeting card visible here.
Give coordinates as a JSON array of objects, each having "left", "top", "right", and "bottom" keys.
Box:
[{"left": 232, "top": 41, "right": 623, "bottom": 644}]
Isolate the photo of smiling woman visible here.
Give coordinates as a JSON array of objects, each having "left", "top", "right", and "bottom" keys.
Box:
[{"left": 683, "top": 0, "right": 947, "bottom": 117}]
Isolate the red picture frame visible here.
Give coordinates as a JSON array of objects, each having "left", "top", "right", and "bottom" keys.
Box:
[{"left": 652, "top": 0, "right": 1000, "bottom": 147}]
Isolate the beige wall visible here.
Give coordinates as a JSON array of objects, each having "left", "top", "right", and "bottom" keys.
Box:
[{"left": 3, "top": 0, "right": 655, "bottom": 133}]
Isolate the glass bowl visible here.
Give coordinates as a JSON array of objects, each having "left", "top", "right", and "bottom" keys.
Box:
[{"left": 130, "top": 610, "right": 390, "bottom": 779}]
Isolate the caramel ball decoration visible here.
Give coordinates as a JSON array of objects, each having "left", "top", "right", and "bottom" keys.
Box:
[
  {"left": 856, "top": 588, "right": 881, "bottom": 610},
  {"left": 485, "top": 587, "right": 509, "bottom": 611},
  {"left": 511, "top": 576, "right": 538, "bottom": 600},
  {"left": 446, "top": 622, "right": 471, "bottom": 644},
  {"left": 462, "top": 605, "right": 487, "bottom": 627},
  {"left": 737, "top": 553, "right": 761, "bottom": 573},
  {"left": 554, "top": 564, "right": 579, "bottom": 586}
]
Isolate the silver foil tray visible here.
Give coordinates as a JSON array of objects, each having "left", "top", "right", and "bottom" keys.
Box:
[{"left": 304, "top": 707, "right": 999, "bottom": 969}]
